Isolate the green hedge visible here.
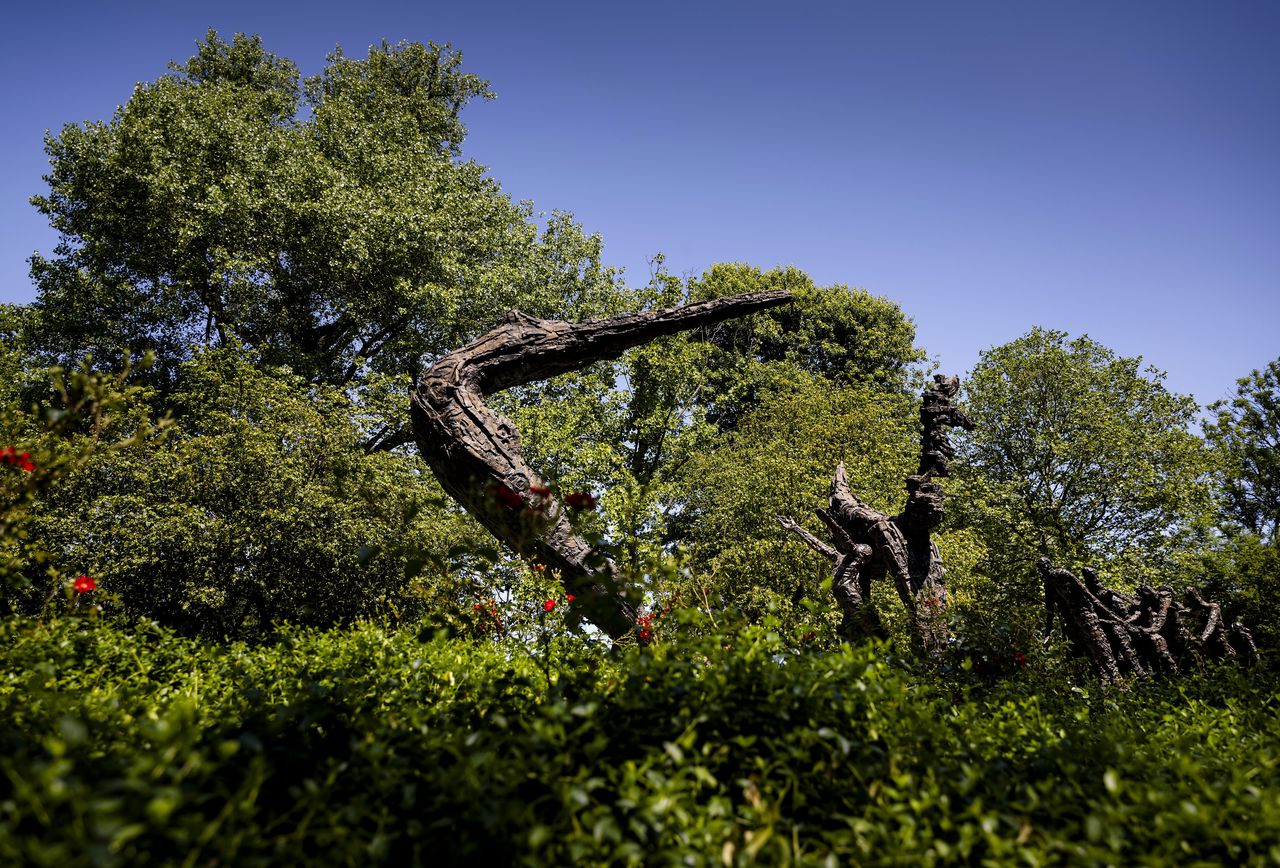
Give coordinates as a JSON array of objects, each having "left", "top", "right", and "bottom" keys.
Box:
[{"left": 2, "top": 615, "right": 1278, "bottom": 865}]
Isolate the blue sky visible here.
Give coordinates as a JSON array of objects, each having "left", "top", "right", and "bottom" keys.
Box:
[{"left": 2, "top": 1, "right": 1276, "bottom": 406}]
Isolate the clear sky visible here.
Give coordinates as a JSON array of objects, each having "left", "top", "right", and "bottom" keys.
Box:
[{"left": 2, "top": 1, "right": 1276, "bottom": 406}]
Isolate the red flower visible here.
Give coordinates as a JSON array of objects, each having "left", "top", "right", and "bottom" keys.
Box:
[
  {"left": 565, "top": 594, "right": 575, "bottom": 602},
  {"left": 530, "top": 483, "right": 552, "bottom": 497},
  {"left": 474, "top": 603, "right": 484, "bottom": 611},
  {"left": 491, "top": 483, "right": 524, "bottom": 509},
  {"left": 563, "top": 491, "right": 596, "bottom": 510},
  {"left": 639, "top": 629, "right": 652, "bottom": 642},
  {"left": 73, "top": 575, "right": 97, "bottom": 593},
  {"left": 543, "top": 599, "right": 556, "bottom": 612},
  {"left": 1, "top": 447, "right": 34, "bottom": 472},
  {"left": 1013, "top": 651, "right": 1028, "bottom": 669}
]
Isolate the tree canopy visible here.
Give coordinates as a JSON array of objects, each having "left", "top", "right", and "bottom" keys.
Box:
[
  {"left": 1204, "top": 357, "right": 1280, "bottom": 544},
  {"left": 29, "top": 32, "right": 626, "bottom": 397},
  {"left": 956, "top": 327, "right": 1212, "bottom": 582}
]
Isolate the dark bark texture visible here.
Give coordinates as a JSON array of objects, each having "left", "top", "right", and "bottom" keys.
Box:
[
  {"left": 781, "top": 374, "right": 974, "bottom": 651},
  {"left": 1039, "top": 558, "right": 1258, "bottom": 681},
  {"left": 410, "top": 290, "right": 793, "bottom": 638}
]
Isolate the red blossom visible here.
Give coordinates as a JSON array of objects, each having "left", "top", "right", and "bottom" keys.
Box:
[
  {"left": 638, "top": 629, "right": 652, "bottom": 642},
  {"left": 565, "top": 594, "right": 575, "bottom": 602},
  {"left": 491, "top": 483, "right": 524, "bottom": 509},
  {"left": 2, "top": 447, "right": 35, "bottom": 472},
  {"left": 73, "top": 575, "right": 97, "bottom": 593},
  {"left": 474, "top": 599, "right": 505, "bottom": 635},
  {"left": 563, "top": 491, "right": 596, "bottom": 510},
  {"left": 1013, "top": 651, "right": 1028, "bottom": 668},
  {"left": 543, "top": 599, "right": 556, "bottom": 612},
  {"left": 530, "top": 483, "right": 552, "bottom": 497}
]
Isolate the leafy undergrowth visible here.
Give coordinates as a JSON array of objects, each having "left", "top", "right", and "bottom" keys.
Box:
[{"left": 1, "top": 615, "right": 1277, "bottom": 866}]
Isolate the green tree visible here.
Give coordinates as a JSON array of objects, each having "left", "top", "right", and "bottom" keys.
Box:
[
  {"left": 956, "top": 328, "right": 1212, "bottom": 588},
  {"left": 18, "top": 347, "right": 483, "bottom": 637},
  {"left": 0, "top": 306, "right": 34, "bottom": 390},
  {"left": 504, "top": 263, "right": 925, "bottom": 607},
  {"left": 1204, "top": 358, "right": 1280, "bottom": 544},
  {"left": 11, "top": 31, "right": 632, "bottom": 634},
  {"left": 1, "top": 349, "right": 168, "bottom": 606},
  {"left": 29, "top": 32, "right": 625, "bottom": 405},
  {"left": 686, "top": 263, "right": 924, "bottom": 432},
  {"left": 1188, "top": 358, "right": 1280, "bottom": 651}
]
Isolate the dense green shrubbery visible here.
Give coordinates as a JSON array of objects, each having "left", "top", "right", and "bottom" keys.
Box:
[
  {"left": 3, "top": 614, "right": 1277, "bottom": 866},
  {"left": 1, "top": 345, "right": 500, "bottom": 636}
]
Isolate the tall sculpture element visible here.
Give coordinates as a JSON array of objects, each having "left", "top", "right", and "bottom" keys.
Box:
[
  {"left": 780, "top": 375, "right": 974, "bottom": 651},
  {"left": 410, "top": 291, "right": 793, "bottom": 639}
]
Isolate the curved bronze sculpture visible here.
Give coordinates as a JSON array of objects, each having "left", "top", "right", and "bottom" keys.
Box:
[{"left": 410, "top": 291, "right": 792, "bottom": 638}]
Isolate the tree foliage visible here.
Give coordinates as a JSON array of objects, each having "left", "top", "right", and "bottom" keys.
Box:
[
  {"left": 1204, "top": 357, "right": 1280, "bottom": 544},
  {"left": 1, "top": 352, "right": 167, "bottom": 605},
  {"left": 956, "top": 328, "right": 1212, "bottom": 587},
  {"left": 8, "top": 31, "right": 640, "bottom": 633},
  {"left": 502, "top": 263, "right": 926, "bottom": 614},
  {"left": 16, "top": 348, "right": 483, "bottom": 637},
  {"left": 30, "top": 32, "right": 626, "bottom": 396},
  {"left": 686, "top": 263, "right": 924, "bottom": 431}
]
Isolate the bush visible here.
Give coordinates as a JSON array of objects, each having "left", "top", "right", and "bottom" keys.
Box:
[
  {"left": 2, "top": 613, "right": 1277, "bottom": 865},
  {"left": 14, "top": 348, "right": 488, "bottom": 637}
]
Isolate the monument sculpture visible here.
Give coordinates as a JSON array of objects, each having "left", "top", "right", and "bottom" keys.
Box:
[
  {"left": 779, "top": 375, "right": 974, "bottom": 651},
  {"left": 410, "top": 290, "right": 792, "bottom": 638}
]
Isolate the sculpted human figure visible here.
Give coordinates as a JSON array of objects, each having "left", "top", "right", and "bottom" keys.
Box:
[
  {"left": 1039, "top": 559, "right": 1255, "bottom": 680},
  {"left": 1039, "top": 558, "right": 1122, "bottom": 682},
  {"left": 1183, "top": 587, "right": 1237, "bottom": 662},
  {"left": 1228, "top": 620, "right": 1259, "bottom": 666},
  {"left": 917, "top": 374, "right": 975, "bottom": 477},
  {"left": 1112, "top": 585, "right": 1177, "bottom": 674},
  {"left": 1082, "top": 568, "right": 1133, "bottom": 617}
]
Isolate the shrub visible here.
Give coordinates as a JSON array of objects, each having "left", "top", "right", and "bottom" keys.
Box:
[{"left": 2, "top": 613, "right": 1277, "bottom": 865}]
